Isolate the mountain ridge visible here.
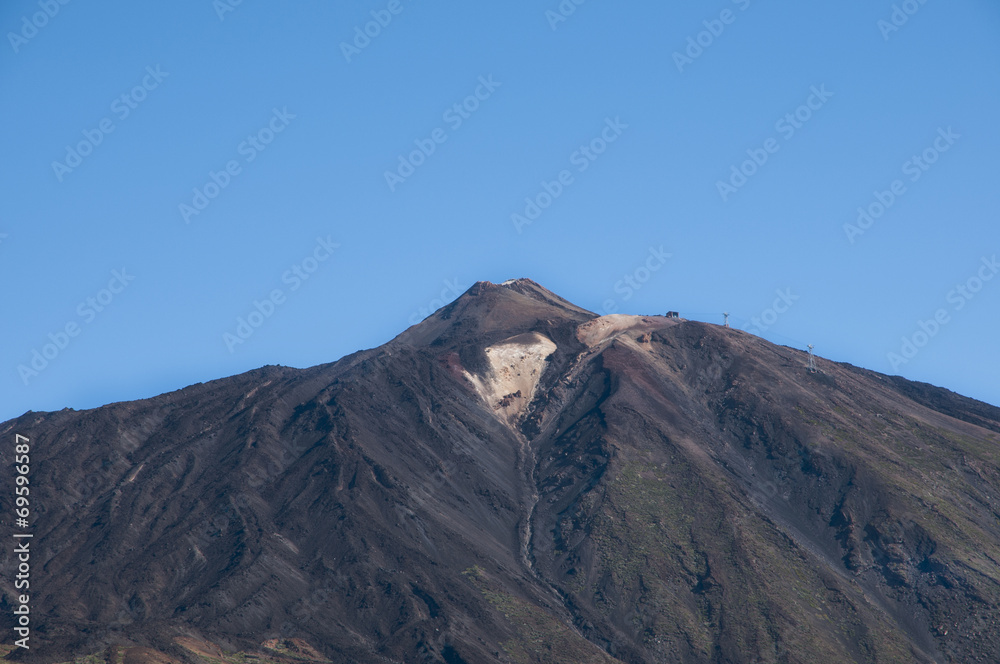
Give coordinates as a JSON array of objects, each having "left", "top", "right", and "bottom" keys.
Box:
[{"left": 2, "top": 280, "right": 999, "bottom": 664}]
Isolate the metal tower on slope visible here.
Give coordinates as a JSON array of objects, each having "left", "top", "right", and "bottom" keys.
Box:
[
  {"left": 807, "top": 344, "right": 816, "bottom": 372},
  {"left": 723, "top": 312, "right": 730, "bottom": 328}
]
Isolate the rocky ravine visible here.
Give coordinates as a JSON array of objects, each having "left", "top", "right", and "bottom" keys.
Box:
[{"left": 2, "top": 279, "right": 999, "bottom": 664}]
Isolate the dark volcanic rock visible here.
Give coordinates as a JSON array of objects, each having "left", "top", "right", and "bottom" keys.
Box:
[{"left": 2, "top": 279, "right": 999, "bottom": 664}]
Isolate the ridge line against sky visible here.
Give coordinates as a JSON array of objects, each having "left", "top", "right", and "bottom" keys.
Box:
[{"left": 1, "top": 0, "right": 998, "bottom": 420}]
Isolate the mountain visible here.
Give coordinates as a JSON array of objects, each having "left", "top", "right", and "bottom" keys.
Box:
[{"left": 2, "top": 279, "right": 1000, "bottom": 664}]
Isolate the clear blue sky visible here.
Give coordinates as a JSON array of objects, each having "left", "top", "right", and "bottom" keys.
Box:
[{"left": 2, "top": 0, "right": 999, "bottom": 422}]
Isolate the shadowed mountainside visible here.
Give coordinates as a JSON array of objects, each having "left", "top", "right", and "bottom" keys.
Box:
[{"left": 2, "top": 279, "right": 999, "bottom": 664}]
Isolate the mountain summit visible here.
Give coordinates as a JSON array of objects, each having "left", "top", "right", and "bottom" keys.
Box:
[{"left": 3, "top": 280, "right": 1000, "bottom": 664}]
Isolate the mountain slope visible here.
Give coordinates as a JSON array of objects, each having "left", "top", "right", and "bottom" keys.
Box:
[{"left": 2, "top": 279, "right": 999, "bottom": 664}]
